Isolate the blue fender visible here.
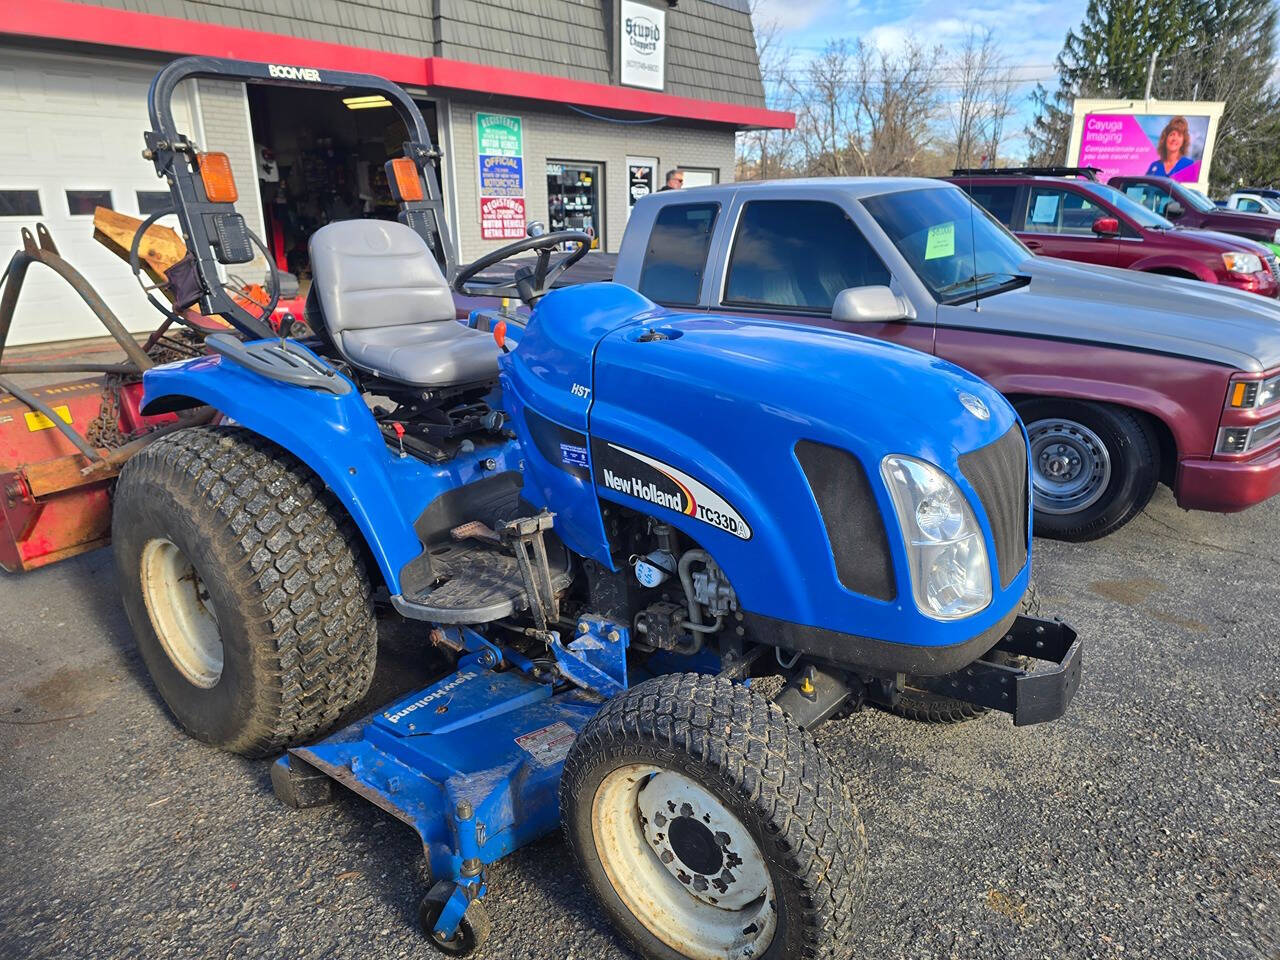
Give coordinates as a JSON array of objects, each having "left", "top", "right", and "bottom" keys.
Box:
[{"left": 140, "top": 345, "right": 521, "bottom": 595}]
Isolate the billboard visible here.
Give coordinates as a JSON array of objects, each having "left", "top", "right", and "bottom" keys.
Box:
[{"left": 1066, "top": 99, "right": 1224, "bottom": 194}]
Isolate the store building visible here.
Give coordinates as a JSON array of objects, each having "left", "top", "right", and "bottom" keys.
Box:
[{"left": 0, "top": 0, "right": 790, "bottom": 345}]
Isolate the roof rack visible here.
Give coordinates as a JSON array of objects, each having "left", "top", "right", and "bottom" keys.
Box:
[{"left": 952, "top": 166, "right": 1101, "bottom": 180}]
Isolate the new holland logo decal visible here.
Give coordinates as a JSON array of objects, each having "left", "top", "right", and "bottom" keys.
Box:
[{"left": 591, "top": 440, "right": 753, "bottom": 540}]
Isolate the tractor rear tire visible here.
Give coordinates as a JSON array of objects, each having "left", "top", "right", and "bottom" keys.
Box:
[
  {"left": 883, "top": 581, "right": 1040, "bottom": 725},
  {"left": 561, "top": 673, "right": 865, "bottom": 960},
  {"left": 113, "top": 426, "right": 377, "bottom": 757}
]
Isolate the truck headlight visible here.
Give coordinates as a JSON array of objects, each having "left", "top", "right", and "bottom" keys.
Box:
[
  {"left": 1273, "top": 228, "right": 1280, "bottom": 243},
  {"left": 881, "top": 455, "right": 992, "bottom": 620},
  {"left": 1223, "top": 251, "right": 1264, "bottom": 274}
]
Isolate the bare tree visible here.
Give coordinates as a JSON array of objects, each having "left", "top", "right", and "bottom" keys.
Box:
[
  {"left": 848, "top": 39, "right": 944, "bottom": 176},
  {"left": 948, "top": 29, "right": 1018, "bottom": 169},
  {"left": 795, "top": 39, "right": 856, "bottom": 176},
  {"left": 736, "top": 1, "right": 802, "bottom": 180}
]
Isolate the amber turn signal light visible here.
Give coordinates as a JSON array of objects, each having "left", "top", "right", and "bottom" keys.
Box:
[
  {"left": 389, "top": 157, "right": 424, "bottom": 202},
  {"left": 196, "top": 152, "right": 238, "bottom": 204}
]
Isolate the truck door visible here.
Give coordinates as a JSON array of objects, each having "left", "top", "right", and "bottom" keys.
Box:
[{"left": 708, "top": 196, "right": 935, "bottom": 354}]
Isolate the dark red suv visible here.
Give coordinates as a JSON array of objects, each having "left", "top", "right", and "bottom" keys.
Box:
[{"left": 949, "top": 168, "right": 1279, "bottom": 298}]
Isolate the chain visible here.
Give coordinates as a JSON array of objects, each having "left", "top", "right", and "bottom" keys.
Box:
[{"left": 84, "top": 375, "right": 126, "bottom": 450}]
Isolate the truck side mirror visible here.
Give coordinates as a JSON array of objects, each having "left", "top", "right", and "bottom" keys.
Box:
[
  {"left": 831, "top": 286, "right": 914, "bottom": 324},
  {"left": 1164, "top": 200, "right": 1185, "bottom": 220},
  {"left": 1091, "top": 216, "right": 1120, "bottom": 237}
]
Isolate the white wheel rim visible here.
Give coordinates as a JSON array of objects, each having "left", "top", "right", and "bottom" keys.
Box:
[
  {"left": 140, "top": 538, "right": 223, "bottom": 688},
  {"left": 592, "top": 764, "right": 776, "bottom": 960}
]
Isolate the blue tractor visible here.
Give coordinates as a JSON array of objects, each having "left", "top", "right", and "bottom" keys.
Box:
[{"left": 114, "top": 58, "right": 1082, "bottom": 959}]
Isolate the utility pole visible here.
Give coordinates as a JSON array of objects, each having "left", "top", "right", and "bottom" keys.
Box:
[{"left": 1143, "top": 50, "right": 1158, "bottom": 101}]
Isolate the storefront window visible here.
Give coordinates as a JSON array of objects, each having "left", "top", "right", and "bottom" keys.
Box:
[{"left": 547, "top": 161, "right": 603, "bottom": 249}]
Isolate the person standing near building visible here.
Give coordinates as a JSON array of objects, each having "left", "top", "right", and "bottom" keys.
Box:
[{"left": 659, "top": 169, "right": 684, "bottom": 191}]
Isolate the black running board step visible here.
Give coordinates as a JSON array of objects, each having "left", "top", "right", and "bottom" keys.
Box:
[{"left": 390, "top": 540, "right": 572, "bottom": 623}]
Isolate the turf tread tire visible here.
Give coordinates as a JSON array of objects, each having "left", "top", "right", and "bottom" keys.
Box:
[
  {"left": 113, "top": 425, "right": 377, "bottom": 757},
  {"left": 560, "top": 673, "right": 866, "bottom": 960}
]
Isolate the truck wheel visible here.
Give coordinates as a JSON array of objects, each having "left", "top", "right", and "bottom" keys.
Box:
[
  {"left": 884, "top": 582, "right": 1039, "bottom": 725},
  {"left": 113, "top": 426, "right": 377, "bottom": 757},
  {"left": 561, "top": 674, "right": 865, "bottom": 960},
  {"left": 1016, "top": 398, "right": 1158, "bottom": 542}
]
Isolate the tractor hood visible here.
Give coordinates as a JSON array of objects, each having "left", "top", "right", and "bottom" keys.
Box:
[
  {"left": 505, "top": 281, "right": 1030, "bottom": 658},
  {"left": 975, "top": 257, "right": 1280, "bottom": 372},
  {"left": 591, "top": 311, "right": 1019, "bottom": 463}
]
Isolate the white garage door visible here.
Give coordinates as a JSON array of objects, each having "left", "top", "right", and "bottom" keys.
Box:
[{"left": 0, "top": 49, "right": 200, "bottom": 346}]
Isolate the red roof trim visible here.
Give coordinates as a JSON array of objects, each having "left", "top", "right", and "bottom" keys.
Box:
[{"left": 0, "top": 0, "right": 794, "bottom": 130}]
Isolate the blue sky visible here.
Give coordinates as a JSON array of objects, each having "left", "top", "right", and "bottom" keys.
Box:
[{"left": 754, "top": 0, "right": 1091, "bottom": 154}]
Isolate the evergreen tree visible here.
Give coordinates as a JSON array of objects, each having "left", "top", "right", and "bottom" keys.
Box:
[{"left": 1027, "top": 0, "right": 1278, "bottom": 189}]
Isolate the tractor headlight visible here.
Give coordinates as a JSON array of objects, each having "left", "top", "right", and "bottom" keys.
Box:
[{"left": 881, "top": 455, "right": 992, "bottom": 620}]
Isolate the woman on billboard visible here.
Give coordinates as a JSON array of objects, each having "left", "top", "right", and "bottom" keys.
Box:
[{"left": 1145, "top": 116, "right": 1194, "bottom": 177}]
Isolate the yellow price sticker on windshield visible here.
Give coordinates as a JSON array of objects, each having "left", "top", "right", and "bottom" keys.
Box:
[{"left": 925, "top": 222, "right": 955, "bottom": 260}]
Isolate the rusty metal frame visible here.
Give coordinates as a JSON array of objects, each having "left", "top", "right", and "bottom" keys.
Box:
[{"left": 0, "top": 223, "right": 158, "bottom": 460}]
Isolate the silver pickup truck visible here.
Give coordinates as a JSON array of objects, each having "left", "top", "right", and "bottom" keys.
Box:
[{"left": 582, "top": 177, "right": 1280, "bottom": 542}]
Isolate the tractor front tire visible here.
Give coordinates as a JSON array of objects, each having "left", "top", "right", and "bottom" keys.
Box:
[
  {"left": 561, "top": 674, "right": 866, "bottom": 960},
  {"left": 113, "top": 426, "right": 377, "bottom": 757}
]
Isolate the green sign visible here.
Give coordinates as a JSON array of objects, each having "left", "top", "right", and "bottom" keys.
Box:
[
  {"left": 477, "top": 113, "right": 522, "bottom": 157},
  {"left": 924, "top": 222, "right": 955, "bottom": 260}
]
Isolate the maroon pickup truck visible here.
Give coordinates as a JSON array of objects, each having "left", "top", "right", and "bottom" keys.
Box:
[
  {"left": 1110, "top": 175, "right": 1280, "bottom": 256},
  {"left": 558, "top": 178, "right": 1280, "bottom": 541},
  {"left": 949, "top": 169, "right": 1279, "bottom": 297}
]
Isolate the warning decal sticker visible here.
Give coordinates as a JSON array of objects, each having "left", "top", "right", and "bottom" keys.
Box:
[
  {"left": 590, "top": 439, "right": 753, "bottom": 540},
  {"left": 515, "top": 721, "right": 577, "bottom": 767}
]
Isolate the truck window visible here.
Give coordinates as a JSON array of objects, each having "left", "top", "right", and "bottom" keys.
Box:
[
  {"left": 962, "top": 185, "right": 1018, "bottom": 226},
  {"left": 723, "top": 200, "right": 890, "bottom": 312},
  {"left": 638, "top": 202, "right": 720, "bottom": 305},
  {"left": 1025, "top": 187, "right": 1104, "bottom": 235},
  {"left": 1123, "top": 183, "right": 1170, "bottom": 216}
]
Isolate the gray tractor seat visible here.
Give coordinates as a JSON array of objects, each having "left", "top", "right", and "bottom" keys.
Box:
[{"left": 308, "top": 220, "right": 499, "bottom": 389}]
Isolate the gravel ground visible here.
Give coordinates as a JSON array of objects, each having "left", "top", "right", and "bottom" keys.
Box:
[{"left": 2, "top": 483, "right": 1278, "bottom": 960}]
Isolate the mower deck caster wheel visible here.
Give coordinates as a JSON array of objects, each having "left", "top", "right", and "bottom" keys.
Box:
[{"left": 419, "top": 882, "right": 491, "bottom": 956}]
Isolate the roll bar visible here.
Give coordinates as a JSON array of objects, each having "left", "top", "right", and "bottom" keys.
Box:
[{"left": 144, "top": 56, "right": 454, "bottom": 340}]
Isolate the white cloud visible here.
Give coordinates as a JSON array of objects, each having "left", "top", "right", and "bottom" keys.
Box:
[{"left": 751, "top": 0, "right": 836, "bottom": 33}]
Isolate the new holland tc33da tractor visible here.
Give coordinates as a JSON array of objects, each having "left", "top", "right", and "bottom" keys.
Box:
[{"left": 115, "top": 57, "right": 1083, "bottom": 959}]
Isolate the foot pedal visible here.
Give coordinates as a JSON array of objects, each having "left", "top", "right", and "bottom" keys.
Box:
[{"left": 451, "top": 520, "right": 501, "bottom": 545}]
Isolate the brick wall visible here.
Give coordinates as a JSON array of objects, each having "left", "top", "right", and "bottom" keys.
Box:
[
  {"left": 194, "top": 79, "right": 269, "bottom": 278},
  {"left": 448, "top": 99, "right": 735, "bottom": 259}
]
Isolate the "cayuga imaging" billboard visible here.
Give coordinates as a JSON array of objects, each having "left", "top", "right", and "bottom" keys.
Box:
[{"left": 1066, "top": 99, "right": 1225, "bottom": 194}]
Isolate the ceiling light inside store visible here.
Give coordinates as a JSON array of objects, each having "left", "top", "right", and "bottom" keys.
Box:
[{"left": 343, "top": 95, "right": 392, "bottom": 110}]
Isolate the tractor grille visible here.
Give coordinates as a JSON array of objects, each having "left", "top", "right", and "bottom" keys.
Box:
[
  {"left": 958, "top": 425, "right": 1028, "bottom": 590},
  {"left": 795, "top": 440, "right": 896, "bottom": 601}
]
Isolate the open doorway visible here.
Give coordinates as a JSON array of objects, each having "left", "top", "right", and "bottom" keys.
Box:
[{"left": 246, "top": 85, "right": 444, "bottom": 287}]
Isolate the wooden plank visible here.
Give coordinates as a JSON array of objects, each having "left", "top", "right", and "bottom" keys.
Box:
[
  {"left": 22, "top": 453, "right": 117, "bottom": 498},
  {"left": 92, "top": 207, "right": 188, "bottom": 289}
]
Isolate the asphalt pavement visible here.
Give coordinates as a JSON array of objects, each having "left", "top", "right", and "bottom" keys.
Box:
[{"left": 2, "top": 483, "right": 1278, "bottom": 960}]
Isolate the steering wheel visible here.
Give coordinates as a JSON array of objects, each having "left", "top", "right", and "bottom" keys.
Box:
[{"left": 453, "top": 230, "right": 591, "bottom": 305}]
